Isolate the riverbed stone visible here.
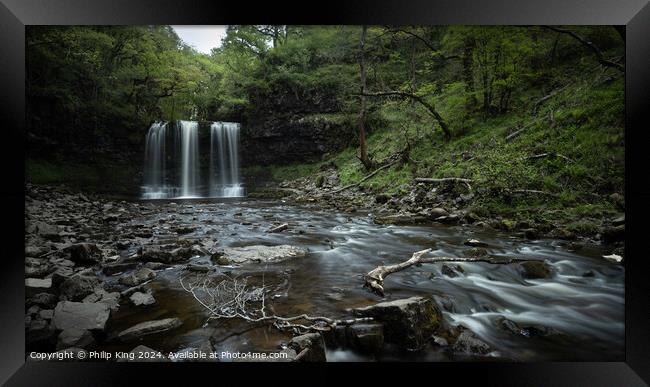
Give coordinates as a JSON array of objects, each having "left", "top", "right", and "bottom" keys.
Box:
[
  {"left": 52, "top": 301, "right": 111, "bottom": 331},
  {"left": 56, "top": 328, "right": 95, "bottom": 350},
  {"left": 518, "top": 261, "right": 552, "bottom": 279},
  {"left": 452, "top": 329, "right": 491, "bottom": 355},
  {"left": 118, "top": 267, "right": 156, "bottom": 287},
  {"left": 26, "top": 278, "right": 53, "bottom": 296},
  {"left": 353, "top": 296, "right": 442, "bottom": 351},
  {"left": 68, "top": 243, "right": 103, "bottom": 264},
  {"left": 102, "top": 262, "right": 138, "bottom": 275},
  {"left": 118, "top": 318, "right": 183, "bottom": 341},
  {"left": 28, "top": 293, "right": 59, "bottom": 309},
  {"left": 288, "top": 332, "right": 327, "bottom": 362},
  {"left": 59, "top": 274, "right": 101, "bottom": 301},
  {"left": 129, "top": 291, "right": 156, "bottom": 306},
  {"left": 211, "top": 245, "right": 308, "bottom": 265}
]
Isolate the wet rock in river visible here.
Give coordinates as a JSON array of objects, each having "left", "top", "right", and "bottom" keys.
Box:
[
  {"left": 52, "top": 301, "right": 111, "bottom": 331},
  {"left": 466, "top": 247, "right": 488, "bottom": 258},
  {"left": 353, "top": 296, "right": 442, "bottom": 351},
  {"left": 289, "top": 332, "right": 327, "bottom": 362},
  {"left": 441, "top": 264, "right": 464, "bottom": 278},
  {"left": 119, "top": 267, "right": 156, "bottom": 287},
  {"left": 464, "top": 239, "right": 488, "bottom": 247},
  {"left": 452, "top": 329, "right": 491, "bottom": 355},
  {"left": 118, "top": 318, "right": 183, "bottom": 342},
  {"left": 518, "top": 261, "right": 552, "bottom": 279},
  {"left": 374, "top": 213, "right": 428, "bottom": 225},
  {"left": 184, "top": 263, "right": 214, "bottom": 273},
  {"left": 56, "top": 328, "right": 95, "bottom": 350},
  {"left": 211, "top": 245, "right": 308, "bottom": 265}
]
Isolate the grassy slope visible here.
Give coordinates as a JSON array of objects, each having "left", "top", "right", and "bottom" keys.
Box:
[{"left": 261, "top": 71, "right": 624, "bottom": 236}]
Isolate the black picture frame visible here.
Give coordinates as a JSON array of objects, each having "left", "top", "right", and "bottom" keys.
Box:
[{"left": 1, "top": 0, "right": 648, "bottom": 385}]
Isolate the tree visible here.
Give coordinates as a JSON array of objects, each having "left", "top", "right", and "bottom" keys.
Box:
[{"left": 357, "top": 25, "right": 373, "bottom": 170}]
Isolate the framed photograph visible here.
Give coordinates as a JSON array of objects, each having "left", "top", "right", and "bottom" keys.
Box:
[{"left": 1, "top": 0, "right": 648, "bottom": 385}]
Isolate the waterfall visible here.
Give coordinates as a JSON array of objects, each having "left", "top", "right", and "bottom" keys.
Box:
[
  {"left": 179, "top": 120, "right": 199, "bottom": 198},
  {"left": 210, "top": 122, "right": 244, "bottom": 197},
  {"left": 141, "top": 120, "right": 244, "bottom": 199},
  {"left": 142, "top": 121, "right": 172, "bottom": 199}
]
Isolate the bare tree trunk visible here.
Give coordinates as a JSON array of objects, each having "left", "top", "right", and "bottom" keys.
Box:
[{"left": 357, "top": 25, "right": 373, "bottom": 170}]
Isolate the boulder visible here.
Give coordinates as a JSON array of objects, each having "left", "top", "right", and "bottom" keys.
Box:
[
  {"left": 345, "top": 323, "right": 384, "bottom": 354},
  {"left": 288, "top": 332, "right": 327, "bottom": 362},
  {"left": 441, "top": 264, "right": 464, "bottom": 278},
  {"left": 211, "top": 245, "right": 308, "bottom": 265},
  {"left": 59, "top": 274, "right": 101, "bottom": 301},
  {"left": 56, "top": 328, "right": 95, "bottom": 350},
  {"left": 452, "top": 329, "right": 491, "bottom": 355},
  {"left": 52, "top": 301, "right": 111, "bottom": 331},
  {"left": 353, "top": 296, "right": 442, "bottom": 351},
  {"left": 118, "top": 318, "right": 183, "bottom": 341},
  {"left": 518, "top": 261, "right": 552, "bottom": 279},
  {"left": 68, "top": 243, "right": 103, "bottom": 264},
  {"left": 130, "top": 291, "right": 156, "bottom": 306},
  {"left": 119, "top": 267, "right": 156, "bottom": 287}
]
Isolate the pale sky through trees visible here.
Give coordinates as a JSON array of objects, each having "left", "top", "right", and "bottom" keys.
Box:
[{"left": 172, "top": 25, "right": 227, "bottom": 54}]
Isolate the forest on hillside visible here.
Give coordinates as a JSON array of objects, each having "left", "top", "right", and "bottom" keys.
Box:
[{"left": 25, "top": 25, "right": 625, "bottom": 362}]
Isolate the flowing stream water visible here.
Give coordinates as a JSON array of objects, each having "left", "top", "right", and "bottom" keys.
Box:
[{"left": 100, "top": 198, "right": 624, "bottom": 362}]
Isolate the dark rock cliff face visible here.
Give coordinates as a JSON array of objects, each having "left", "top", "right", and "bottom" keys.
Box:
[{"left": 240, "top": 114, "right": 356, "bottom": 166}]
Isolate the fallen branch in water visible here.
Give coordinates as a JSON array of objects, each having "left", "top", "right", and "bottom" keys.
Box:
[
  {"left": 364, "top": 248, "right": 540, "bottom": 296},
  {"left": 328, "top": 160, "right": 398, "bottom": 194},
  {"left": 267, "top": 223, "right": 289, "bottom": 233},
  {"left": 180, "top": 273, "right": 372, "bottom": 334}
]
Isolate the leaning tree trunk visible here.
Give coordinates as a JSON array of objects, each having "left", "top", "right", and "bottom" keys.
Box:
[{"left": 357, "top": 25, "right": 373, "bottom": 171}]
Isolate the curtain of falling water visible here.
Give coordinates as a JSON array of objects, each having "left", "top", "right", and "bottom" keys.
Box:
[
  {"left": 210, "top": 122, "right": 244, "bottom": 197},
  {"left": 179, "top": 120, "right": 199, "bottom": 197}
]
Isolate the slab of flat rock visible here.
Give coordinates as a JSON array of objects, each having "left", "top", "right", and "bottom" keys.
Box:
[
  {"left": 52, "top": 301, "right": 111, "bottom": 331},
  {"left": 211, "top": 245, "right": 307, "bottom": 265},
  {"left": 118, "top": 318, "right": 183, "bottom": 341},
  {"left": 56, "top": 328, "right": 96, "bottom": 350}
]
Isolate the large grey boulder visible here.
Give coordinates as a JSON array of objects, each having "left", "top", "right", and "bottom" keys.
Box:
[
  {"left": 56, "top": 328, "right": 95, "bottom": 350},
  {"left": 52, "top": 301, "right": 111, "bottom": 331},
  {"left": 353, "top": 296, "right": 442, "bottom": 351},
  {"left": 118, "top": 318, "right": 183, "bottom": 342},
  {"left": 119, "top": 267, "right": 156, "bottom": 287},
  {"left": 211, "top": 245, "right": 307, "bottom": 265},
  {"left": 452, "top": 329, "right": 491, "bottom": 355}
]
